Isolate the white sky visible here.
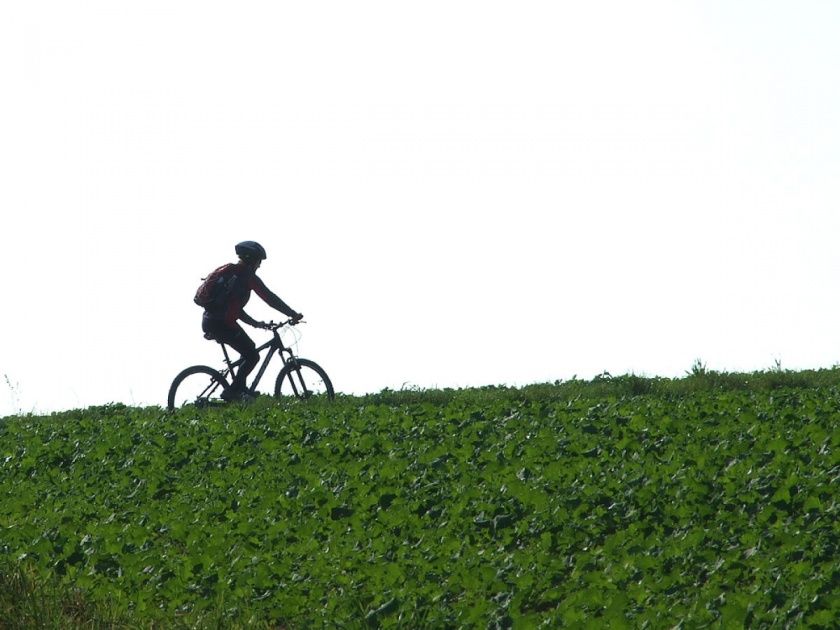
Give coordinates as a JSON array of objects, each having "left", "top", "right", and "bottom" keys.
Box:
[{"left": 2, "top": 1, "right": 839, "bottom": 416}]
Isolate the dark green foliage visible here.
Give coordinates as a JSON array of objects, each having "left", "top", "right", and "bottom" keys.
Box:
[{"left": 1, "top": 372, "right": 838, "bottom": 627}]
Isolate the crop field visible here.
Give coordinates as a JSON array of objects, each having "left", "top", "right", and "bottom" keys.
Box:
[{"left": 1, "top": 373, "right": 838, "bottom": 628}]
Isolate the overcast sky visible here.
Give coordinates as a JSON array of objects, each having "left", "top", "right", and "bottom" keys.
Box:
[{"left": 2, "top": 1, "right": 839, "bottom": 416}]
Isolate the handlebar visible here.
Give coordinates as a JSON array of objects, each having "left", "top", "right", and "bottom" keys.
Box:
[{"left": 263, "top": 318, "right": 304, "bottom": 331}]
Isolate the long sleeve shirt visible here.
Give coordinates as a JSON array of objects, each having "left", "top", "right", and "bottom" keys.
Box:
[{"left": 208, "top": 263, "right": 297, "bottom": 327}]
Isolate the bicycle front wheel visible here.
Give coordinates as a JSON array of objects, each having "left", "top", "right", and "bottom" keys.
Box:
[
  {"left": 167, "top": 365, "right": 229, "bottom": 411},
  {"left": 274, "top": 358, "right": 334, "bottom": 400}
]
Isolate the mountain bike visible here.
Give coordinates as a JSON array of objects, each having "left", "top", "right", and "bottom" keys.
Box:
[{"left": 167, "top": 319, "right": 334, "bottom": 411}]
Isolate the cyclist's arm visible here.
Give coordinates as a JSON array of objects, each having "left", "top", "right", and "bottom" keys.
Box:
[
  {"left": 239, "top": 310, "right": 261, "bottom": 328},
  {"left": 251, "top": 276, "right": 300, "bottom": 319}
]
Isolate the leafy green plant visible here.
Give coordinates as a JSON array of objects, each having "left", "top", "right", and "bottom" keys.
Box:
[
  {"left": 1, "top": 373, "right": 838, "bottom": 627},
  {"left": 687, "top": 358, "right": 708, "bottom": 376}
]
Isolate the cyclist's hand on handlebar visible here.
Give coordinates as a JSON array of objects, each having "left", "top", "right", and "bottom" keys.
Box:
[{"left": 290, "top": 312, "right": 304, "bottom": 325}]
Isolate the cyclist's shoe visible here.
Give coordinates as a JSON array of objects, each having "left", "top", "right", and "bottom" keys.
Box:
[
  {"left": 222, "top": 387, "right": 255, "bottom": 403},
  {"left": 222, "top": 387, "right": 245, "bottom": 402}
]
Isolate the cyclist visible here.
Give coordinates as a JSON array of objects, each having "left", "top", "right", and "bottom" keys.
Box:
[{"left": 201, "top": 241, "right": 303, "bottom": 401}]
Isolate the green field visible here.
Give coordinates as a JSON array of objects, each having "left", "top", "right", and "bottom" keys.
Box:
[{"left": 1, "top": 371, "right": 838, "bottom": 628}]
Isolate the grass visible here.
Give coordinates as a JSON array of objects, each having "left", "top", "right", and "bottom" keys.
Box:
[
  {"left": 0, "top": 563, "right": 129, "bottom": 630},
  {"left": 360, "top": 365, "right": 840, "bottom": 406}
]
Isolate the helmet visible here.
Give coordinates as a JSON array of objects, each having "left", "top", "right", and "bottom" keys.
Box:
[{"left": 235, "top": 241, "right": 267, "bottom": 262}]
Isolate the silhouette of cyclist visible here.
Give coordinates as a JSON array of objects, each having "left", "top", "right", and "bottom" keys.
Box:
[{"left": 201, "top": 241, "right": 302, "bottom": 401}]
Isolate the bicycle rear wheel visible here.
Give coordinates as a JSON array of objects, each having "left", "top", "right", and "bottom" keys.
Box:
[
  {"left": 274, "top": 358, "right": 334, "bottom": 400},
  {"left": 167, "top": 365, "right": 229, "bottom": 411}
]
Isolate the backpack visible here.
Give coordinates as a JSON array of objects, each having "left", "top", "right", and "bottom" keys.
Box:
[{"left": 193, "top": 264, "right": 240, "bottom": 309}]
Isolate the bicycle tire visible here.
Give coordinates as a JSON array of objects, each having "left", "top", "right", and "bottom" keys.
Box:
[
  {"left": 274, "top": 358, "right": 334, "bottom": 400},
  {"left": 167, "top": 365, "right": 229, "bottom": 411}
]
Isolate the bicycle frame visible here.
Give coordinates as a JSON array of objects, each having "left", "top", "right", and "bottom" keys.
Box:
[{"left": 218, "top": 325, "right": 298, "bottom": 393}]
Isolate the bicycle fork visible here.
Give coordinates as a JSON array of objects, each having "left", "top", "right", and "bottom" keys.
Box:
[{"left": 281, "top": 352, "right": 311, "bottom": 398}]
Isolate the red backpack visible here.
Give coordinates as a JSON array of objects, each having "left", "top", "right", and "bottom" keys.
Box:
[{"left": 193, "top": 264, "right": 240, "bottom": 309}]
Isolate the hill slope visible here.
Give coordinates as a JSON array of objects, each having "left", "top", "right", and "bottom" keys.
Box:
[{"left": 1, "top": 372, "right": 838, "bottom": 627}]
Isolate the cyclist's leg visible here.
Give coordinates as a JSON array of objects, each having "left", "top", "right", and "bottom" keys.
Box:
[
  {"left": 203, "top": 319, "right": 258, "bottom": 393},
  {"left": 227, "top": 328, "right": 258, "bottom": 392}
]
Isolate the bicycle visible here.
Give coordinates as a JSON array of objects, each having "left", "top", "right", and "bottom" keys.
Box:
[{"left": 167, "top": 319, "right": 334, "bottom": 411}]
